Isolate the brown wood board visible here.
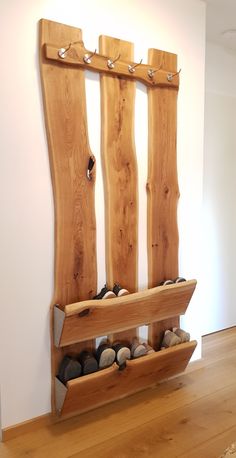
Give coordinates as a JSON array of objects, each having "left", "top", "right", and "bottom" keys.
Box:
[
  {"left": 57, "top": 341, "right": 197, "bottom": 418},
  {"left": 39, "top": 19, "right": 97, "bottom": 413},
  {"left": 147, "top": 49, "right": 180, "bottom": 347},
  {"left": 99, "top": 35, "right": 138, "bottom": 342},
  {"left": 54, "top": 280, "right": 196, "bottom": 346},
  {"left": 44, "top": 43, "right": 180, "bottom": 89}
]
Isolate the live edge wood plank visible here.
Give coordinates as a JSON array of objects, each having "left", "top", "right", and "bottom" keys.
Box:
[
  {"left": 100, "top": 35, "right": 138, "bottom": 342},
  {"left": 54, "top": 280, "right": 196, "bottom": 347},
  {"left": 39, "top": 18, "right": 97, "bottom": 414},
  {"left": 56, "top": 341, "right": 197, "bottom": 418},
  {"left": 147, "top": 48, "right": 180, "bottom": 347},
  {"left": 39, "top": 19, "right": 97, "bottom": 306},
  {"left": 44, "top": 43, "right": 180, "bottom": 89}
]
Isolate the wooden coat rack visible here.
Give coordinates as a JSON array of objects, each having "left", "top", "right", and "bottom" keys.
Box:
[{"left": 39, "top": 18, "right": 197, "bottom": 420}]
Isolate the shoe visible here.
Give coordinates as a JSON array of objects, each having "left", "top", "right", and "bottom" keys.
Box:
[
  {"left": 93, "top": 284, "right": 116, "bottom": 299},
  {"left": 113, "top": 283, "right": 129, "bottom": 297},
  {"left": 96, "top": 341, "right": 116, "bottom": 369},
  {"left": 159, "top": 279, "right": 174, "bottom": 286},
  {"left": 143, "top": 342, "right": 155, "bottom": 354},
  {"left": 174, "top": 277, "right": 186, "bottom": 283},
  {"left": 112, "top": 342, "right": 131, "bottom": 368},
  {"left": 173, "top": 327, "right": 190, "bottom": 342},
  {"left": 58, "top": 355, "right": 82, "bottom": 384},
  {"left": 78, "top": 351, "right": 98, "bottom": 375},
  {"left": 161, "top": 330, "right": 181, "bottom": 349},
  {"left": 131, "top": 338, "right": 147, "bottom": 358}
]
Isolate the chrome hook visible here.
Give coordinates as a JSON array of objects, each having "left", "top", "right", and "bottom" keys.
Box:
[
  {"left": 83, "top": 49, "right": 97, "bottom": 64},
  {"left": 167, "top": 68, "right": 182, "bottom": 82},
  {"left": 107, "top": 53, "right": 121, "bottom": 69},
  {"left": 147, "top": 62, "right": 163, "bottom": 79},
  {"left": 128, "top": 59, "right": 143, "bottom": 74},
  {"left": 58, "top": 40, "right": 82, "bottom": 59},
  {"left": 58, "top": 43, "right": 72, "bottom": 59}
]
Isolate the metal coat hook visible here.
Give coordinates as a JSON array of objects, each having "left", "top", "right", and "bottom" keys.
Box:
[
  {"left": 147, "top": 62, "right": 163, "bottom": 79},
  {"left": 83, "top": 49, "right": 97, "bottom": 64},
  {"left": 107, "top": 53, "right": 121, "bottom": 69},
  {"left": 58, "top": 40, "right": 81, "bottom": 59},
  {"left": 58, "top": 43, "right": 72, "bottom": 59},
  {"left": 128, "top": 59, "right": 143, "bottom": 74},
  {"left": 167, "top": 68, "right": 182, "bottom": 82}
]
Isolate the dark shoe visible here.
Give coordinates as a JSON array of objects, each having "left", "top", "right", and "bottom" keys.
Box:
[
  {"left": 58, "top": 355, "right": 82, "bottom": 384},
  {"left": 93, "top": 284, "right": 116, "bottom": 300},
  {"left": 113, "top": 283, "right": 129, "bottom": 297},
  {"left": 112, "top": 342, "right": 131, "bottom": 367},
  {"left": 96, "top": 342, "right": 116, "bottom": 369},
  {"left": 78, "top": 351, "right": 98, "bottom": 375},
  {"left": 174, "top": 277, "right": 186, "bottom": 283}
]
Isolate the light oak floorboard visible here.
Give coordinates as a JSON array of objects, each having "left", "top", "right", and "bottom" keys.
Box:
[{"left": 1, "top": 328, "right": 236, "bottom": 458}]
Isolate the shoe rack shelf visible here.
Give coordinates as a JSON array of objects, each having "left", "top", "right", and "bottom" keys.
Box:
[
  {"left": 55, "top": 341, "right": 196, "bottom": 418},
  {"left": 54, "top": 280, "right": 196, "bottom": 347},
  {"left": 39, "top": 19, "right": 198, "bottom": 420}
]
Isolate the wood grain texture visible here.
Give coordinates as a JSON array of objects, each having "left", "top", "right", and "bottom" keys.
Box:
[
  {"left": 40, "top": 19, "right": 97, "bottom": 306},
  {"left": 54, "top": 280, "right": 196, "bottom": 346},
  {"left": 39, "top": 19, "right": 97, "bottom": 414},
  {"left": 99, "top": 35, "right": 138, "bottom": 342},
  {"left": 2, "top": 328, "right": 236, "bottom": 452},
  {"left": 57, "top": 341, "right": 197, "bottom": 418},
  {"left": 44, "top": 43, "right": 180, "bottom": 88},
  {"left": 78, "top": 384, "right": 236, "bottom": 458},
  {"left": 147, "top": 49, "right": 180, "bottom": 347}
]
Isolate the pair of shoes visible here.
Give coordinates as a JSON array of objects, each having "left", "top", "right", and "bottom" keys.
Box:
[
  {"left": 131, "top": 338, "right": 149, "bottom": 358},
  {"left": 112, "top": 342, "right": 131, "bottom": 368},
  {"left": 58, "top": 355, "right": 82, "bottom": 384},
  {"left": 77, "top": 345, "right": 116, "bottom": 373},
  {"left": 115, "top": 339, "right": 155, "bottom": 363},
  {"left": 131, "top": 340, "right": 155, "bottom": 357},
  {"left": 160, "top": 277, "right": 186, "bottom": 286},
  {"left": 111, "top": 339, "right": 155, "bottom": 367},
  {"left": 97, "top": 341, "right": 116, "bottom": 369},
  {"left": 97, "top": 340, "right": 131, "bottom": 369},
  {"left": 58, "top": 350, "right": 99, "bottom": 384},
  {"left": 93, "top": 284, "right": 129, "bottom": 300},
  {"left": 79, "top": 351, "right": 98, "bottom": 375},
  {"left": 161, "top": 328, "right": 190, "bottom": 350}
]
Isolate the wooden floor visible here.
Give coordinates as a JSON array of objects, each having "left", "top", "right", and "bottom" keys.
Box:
[{"left": 1, "top": 327, "right": 236, "bottom": 457}]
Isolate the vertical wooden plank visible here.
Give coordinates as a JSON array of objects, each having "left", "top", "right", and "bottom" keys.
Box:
[
  {"left": 39, "top": 19, "right": 97, "bottom": 412},
  {"left": 147, "top": 49, "right": 180, "bottom": 349},
  {"left": 99, "top": 35, "right": 138, "bottom": 342}
]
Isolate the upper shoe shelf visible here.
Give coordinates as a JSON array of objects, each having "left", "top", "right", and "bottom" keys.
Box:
[{"left": 54, "top": 280, "right": 197, "bottom": 347}]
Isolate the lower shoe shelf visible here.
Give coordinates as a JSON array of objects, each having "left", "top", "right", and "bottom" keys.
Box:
[{"left": 55, "top": 340, "right": 197, "bottom": 418}]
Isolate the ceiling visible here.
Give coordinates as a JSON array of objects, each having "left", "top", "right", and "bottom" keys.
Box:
[{"left": 204, "top": 0, "right": 236, "bottom": 51}]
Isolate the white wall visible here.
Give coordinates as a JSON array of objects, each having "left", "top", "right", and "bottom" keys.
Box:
[
  {"left": 203, "top": 41, "right": 236, "bottom": 335},
  {"left": 0, "top": 0, "right": 206, "bottom": 429}
]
